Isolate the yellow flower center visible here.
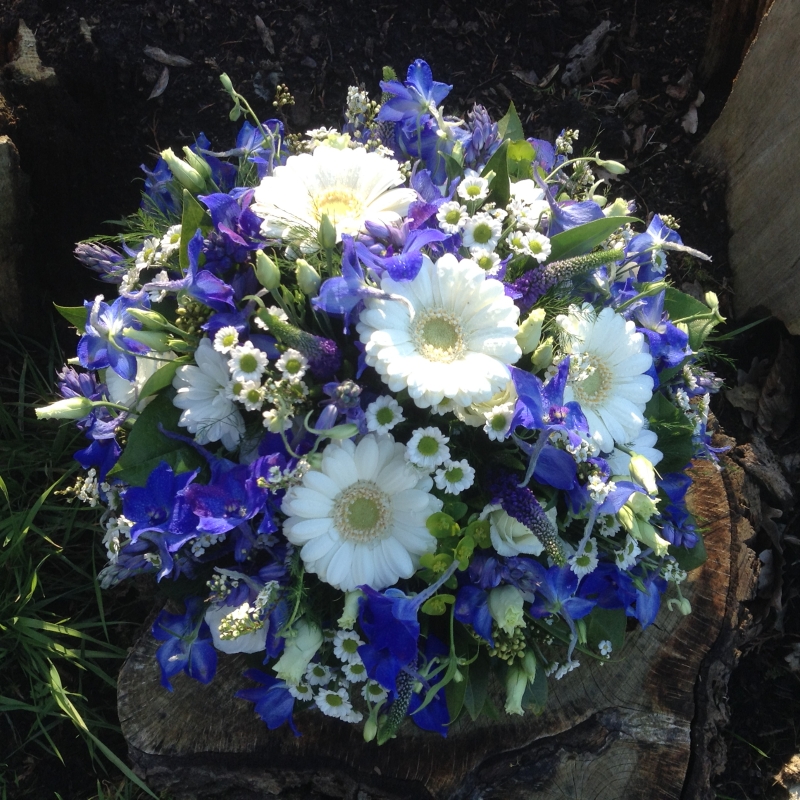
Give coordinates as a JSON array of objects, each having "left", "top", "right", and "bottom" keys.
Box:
[
  {"left": 571, "top": 354, "right": 614, "bottom": 407},
  {"left": 412, "top": 309, "right": 465, "bottom": 364},
  {"left": 333, "top": 481, "right": 391, "bottom": 544},
  {"left": 313, "top": 189, "right": 363, "bottom": 226}
]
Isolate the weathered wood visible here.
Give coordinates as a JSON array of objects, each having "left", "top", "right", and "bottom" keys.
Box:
[
  {"left": 694, "top": 0, "right": 800, "bottom": 334},
  {"left": 119, "top": 453, "right": 754, "bottom": 799}
]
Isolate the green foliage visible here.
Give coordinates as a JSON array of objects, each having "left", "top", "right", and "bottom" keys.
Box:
[
  {"left": 179, "top": 190, "right": 211, "bottom": 271},
  {"left": 644, "top": 392, "right": 696, "bottom": 473},
  {"left": 54, "top": 304, "right": 88, "bottom": 333},
  {"left": 482, "top": 140, "right": 510, "bottom": 208},
  {"left": 496, "top": 101, "right": 525, "bottom": 142},
  {"left": 585, "top": 607, "right": 626, "bottom": 654},
  {"left": 548, "top": 216, "right": 634, "bottom": 261}
]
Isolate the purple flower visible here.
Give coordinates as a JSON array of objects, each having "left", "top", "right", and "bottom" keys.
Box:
[
  {"left": 377, "top": 60, "right": 452, "bottom": 123},
  {"left": 236, "top": 668, "right": 300, "bottom": 736},
  {"left": 74, "top": 242, "right": 128, "bottom": 283}
]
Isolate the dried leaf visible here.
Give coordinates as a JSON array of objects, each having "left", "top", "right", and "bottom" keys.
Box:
[
  {"left": 254, "top": 16, "right": 275, "bottom": 55},
  {"left": 511, "top": 68, "right": 540, "bottom": 87},
  {"left": 757, "top": 338, "right": 797, "bottom": 438},
  {"left": 147, "top": 66, "right": 169, "bottom": 100},
  {"left": 725, "top": 383, "right": 761, "bottom": 414},
  {"left": 616, "top": 89, "right": 639, "bottom": 110},
  {"left": 144, "top": 45, "right": 192, "bottom": 68}
]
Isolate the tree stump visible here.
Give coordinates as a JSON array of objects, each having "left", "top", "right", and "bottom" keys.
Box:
[{"left": 118, "top": 448, "right": 757, "bottom": 800}]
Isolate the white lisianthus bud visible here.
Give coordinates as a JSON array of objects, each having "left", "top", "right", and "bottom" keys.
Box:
[
  {"left": 531, "top": 337, "right": 554, "bottom": 371},
  {"left": 629, "top": 454, "right": 658, "bottom": 496},
  {"left": 182, "top": 146, "right": 213, "bottom": 181},
  {"left": 521, "top": 650, "right": 537, "bottom": 680},
  {"left": 219, "top": 72, "right": 234, "bottom": 93},
  {"left": 483, "top": 506, "right": 544, "bottom": 557},
  {"left": 122, "top": 327, "right": 172, "bottom": 351},
  {"left": 516, "top": 308, "right": 546, "bottom": 355},
  {"left": 595, "top": 154, "right": 628, "bottom": 175},
  {"left": 160, "top": 148, "right": 207, "bottom": 193},
  {"left": 126, "top": 308, "right": 171, "bottom": 331},
  {"left": 35, "top": 396, "right": 94, "bottom": 420},
  {"left": 337, "top": 590, "right": 363, "bottom": 630},
  {"left": 318, "top": 213, "right": 337, "bottom": 250},
  {"left": 489, "top": 585, "right": 526, "bottom": 635},
  {"left": 295, "top": 259, "right": 321, "bottom": 296},
  {"left": 272, "top": 620, "right": 323, "bottom": 685},
  {"left": 504, "top": 665, "right": 528, "bottom": 716},
  {"left": 324, "top": 423, "right": 360, "bottom": 440},
  {"left": 255, "top": 250, "right": 281, "bottom": 290}
]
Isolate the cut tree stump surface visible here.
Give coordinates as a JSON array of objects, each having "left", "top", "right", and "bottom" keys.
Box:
[{"left": 118, "top": 453, "right": 756, "bottom": 800}]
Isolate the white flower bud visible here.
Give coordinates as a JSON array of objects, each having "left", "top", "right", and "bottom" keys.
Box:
[
  {"left": 489, "top": 585, "right": 526, "bottom": 635},
  {"left": 122, "top": 327, "right": 172, "bottom": 351},
  {"left": 35, "top": 396, "right": 94, "bottom": 420},
  {"left": 255, "top": 250, "right": 281, "bottom": 290},
  {"left": 295, "top": 259, "right": 321, "bottom": 296},
  {"left": 182, "top": 146, "right": 213, "bottom": 181},
  {"left": 595, "top": 154, "right": 628, "bottom": 175},
  {"left": 272, "top": 620, "right": 323, "bottom": 685},
  {"left": 629, "top": 454, "right": 658, "bottom": 496},
  {"left": 531, "top": 337, "right": 554, "bottom": 371},
  {"left": 504, "top": 665, "right": 528, "bottom": 716},
  {"left": 160, "top": 147, "right": 207, "bottom": 194},
  {"left": 318, "top": 213, "right": 337, "bottom": 250},
  {"left": 337, "top": 590, "right": 363, "bottom": 630},
  {"left": 516, "top": 308, "right": 546, "bottom": 355}
]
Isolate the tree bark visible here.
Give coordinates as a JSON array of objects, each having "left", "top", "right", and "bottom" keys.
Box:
[{"left": 118, "top": 441, "right": 757, "bottom": 799}]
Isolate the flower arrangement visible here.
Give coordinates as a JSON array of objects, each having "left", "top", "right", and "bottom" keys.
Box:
[{"left": 40, "top": 60, "right": 726, "bottom": 744}]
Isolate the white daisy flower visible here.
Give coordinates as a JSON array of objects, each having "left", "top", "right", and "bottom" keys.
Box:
[
  {"left": 237, "top": 381, "right": 266, "bottom": 411},
  {"left": 342, "top": 661, "right": 368, "bottom": 683},
  {"left": 558, "top": 305, "right": 654, "bottom": 453},
  {"left": 145, "top": 270, "right": 171, "bottom": 303},
  {"left": 305, "top": 662, "right": 333, "bottom": 686},
  {"left": 506, "top": 230, "right": 535, "bottom": 256},
  {"left": 614, "top": 533, "right": 641, "bottom": 569},
  {"left": 462, "top": 212, "right": 503, "bottom": 250},
  {"left": 251, "top": 146, "right": 416, "bottom": 249},
  {"left": 569, "top": 536, "right": 599, "bottom": 577},
  {"left": 483, "top": 401, "right": 515, "bottom": 442},
  {"left": 228, "top": 341, "right": 269, "bottom": 382},
  {"left": 172, "top": 338, "right": 245, "bottom": 450},
  {"left": 525, "top": 231, "right": 552, "bottom": 263},
  {"left": 333, "top": 630, "right": 363, "bottom": 664},
  {"left": 436, "top": 201, "right": 469, "bottom": 234},
  {"left": 406, "top": 426, "right": 450, "bottom": 470},
  {"left": 135, "top": 236, "right": 162, "bottom": 269},
  {"left": 357, "top": 253, "right": 521, "bottom": 409},
  {"left": 362, "top": 680, "right": 388, "bottom": 704},
  {"left": 160, "top": 224, "right": 182, "bottom": 257},
  {"left": 275, "top": 348, "right": 309, "bottom": 382},
  {"left": 434, "top": 459, "right": 475, "bottom": 494},
  {"left": 471, "top": 248, "right": 501, "bottom": 273},
  {"left": 315, "top": 686, "right": 354, "bottom": 720},
  {"left": 213, "top": 326, "right": 241, "bottom": 354},
  {"left": 281, "top": 433, "right": 442, "bottom": 592},
  {"left": 287, "top": 681, "right": 314, "bottom": 701},
  {"left": 457, "top": 172, "right": 490, "bottom": 203},
  {"left": 365, "top": 395, "right": 404, "bottom": 434}
]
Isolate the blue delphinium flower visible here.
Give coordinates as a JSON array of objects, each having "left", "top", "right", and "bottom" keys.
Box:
[
  {"left": 378, "top": 60, "right": 452, "bottom": 122},
  {"left": 141, "top": 156, "right": 179, "bottom": 215},
  {"left": 152, "top": 597, "right": 217, "bottom": 691},
  {"left": 199, "top": 189, "right": 265, "bottom": 275},
  {"left": 236, "top": 668, "right": 300, "bottom": 735},
  {"left": 454, "top": 585, "right": 494, "bottom": 644},
  {"left": 625, "top": 214, "right": 682, "bottom": 281},
  {"left": 632, "top": 292, "right": 691, "bottom": 370},
  {"left": 77, "top": 293, "right": 152, "bottom": 381}
]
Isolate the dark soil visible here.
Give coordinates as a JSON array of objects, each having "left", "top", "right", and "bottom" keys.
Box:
[{"left": 1, "top": 0, "right": 798, "bottom": 798}]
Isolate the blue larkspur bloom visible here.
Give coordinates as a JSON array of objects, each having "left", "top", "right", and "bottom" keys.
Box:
[
  {"left": 378, "top": 60, "right": 452, "bottom": 123},
  {"left": 74, "top": 242, "right": 129, "bottom": 284},
  {"left": 236, "top": 668, "right": 299, "bottom": 735}
]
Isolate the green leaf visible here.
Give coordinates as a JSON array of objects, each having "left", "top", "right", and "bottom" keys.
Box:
[
  {"left": 446, "top": 663, "right": 468, "bottom": 723},
  {"left": 522, "top": 660, "right": 548, "bottom": 715},
  {"left": 54, "top": 304, "right": 87, "bottom": 333},
  {"left": 669, "top": 535, "right": 708, "bottom": 571},
  {"left": 137, "top": 356, "right": 192, "bottom": 402},
  {"left": 444, "top": 141, "right": 464, "bottom": 181},
  {"left": 106, "top": 392, "right": 203, "bottom": 486},
  {"left": 179, "top": 190, "right": 211, "bottom": 271},
  {"left": 663, "top": 287, "right": 720, "bottom": 350},
  {"left": 482, "top": 140, "right": 510, "bottom": 208},
  {"left": 586, "top": 607, "right": 626, "bottom": 654},
  {"left": 548, "top": 217, "right": 633, "bottom": 261},
  {"left": 441, "top": 499, "right": 468, "bottom": 522},
  {"left": 497, "top": 101, "right": 525, "bottom": 142},
  {"left": 645, "top": 392, "right": 696, "bottom": 473},
  {"left": 462, "top": 651, "right": 490, "bottom": 721},
  {"left": 507, "top": 139, "right": 535, "bottom": 180}
]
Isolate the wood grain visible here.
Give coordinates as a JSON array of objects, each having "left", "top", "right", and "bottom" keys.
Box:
[{"left": 119, "top": 460, "right": 747, "bottom": 799}]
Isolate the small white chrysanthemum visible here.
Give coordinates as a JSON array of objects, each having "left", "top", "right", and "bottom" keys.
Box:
[
  {"left": 406, "top": 426, "right": 450, "bottom": 470},
  {"left": 287, "top": 681, "right": 314, "bottom": 701},
  {"left": 333, "top": 630, "right": 364, "bottom": 664},
  {"left": 436, "top": 201, "right": 469, "bottom": 234},
  {"left": 365, "top": 395, "right": 404, "bottom": 434},
  {"left": 569, "top": 536, "right": 599, "bottom": 577},
  {"left": 275, "top": 348, "right": 309, "bottom": 382},
  {"left": 587, "top": 474, "right": 616, "bottom": 504},
  {"left": 457, "top": 172, "right": 490, "bottom": 203},
  {"left": 281, "top": 434, "right": 441, "bottom": 591},
  {"left": 525, "top": 231, "right": 552, "bottom": 263},
  {"left": 434, "top": 459, "right": 475, "bottom": 494},
  {"left": 305, "top": 662, "right": 333, "bottom": 686},
  {"left": 471, "top": 248, "right": 501, "bottom": 273},
  {"left": 483, "top": 402, "right": 515, "bottom": 442},
  {"left": 342, "top": 661, "right": 368, "bottom": 683},
  {"left": 160, "top": 224, "right": 182, "bottom": 257},
  {"left": 172, "top": 338, "right": 245, "bottom": 450},
  {"left": 214, "top": 326, "right": 241, "bottom": 354},
  {"left": 558, "top": 304, "right": 654, "bottom": 453},
  {"left": 237, "top": 380, "right": 266, "bottom": 412},
  {"left": 597, "top": 514, "right": 622, "bottom": 538},
  {"left": 315, "top": 686, "right": 354, "bottom": 720},
  {"left": 262, "top": 407, "right": 292, "bottom": 433},
  {"left": 252, "top": 146, "right": 416, "bottom": 249},
  {"left": 615, "top": 533, "right": 641, "bottom": 569},
  {"left": 357, "top": 253, "right": 521, "bottom": 409},
  {"left": 362, "top": 680, "right": 388, "bottom": 704},
  {"left": 146, "top": 270, "right": 171, "bottom": 303},
  {"left": 135, "top": 236, "right": 162, "bottom": 269},
  {"left": 506, "top": 230, "right": 535, "bottom": 256},
  {"left": 462, "top": 212, "right": 503, "bottom": 250},
  {"left": 228, "top": 340, "right": 269, "bottom": 382},
  {"left": 598, "top": 640, "right": 613, "bottom": 657}
]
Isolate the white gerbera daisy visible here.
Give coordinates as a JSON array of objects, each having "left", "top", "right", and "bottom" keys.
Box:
[
  {"left": 251, "top": 146, "right": 416, "bottom": 248},
  {"left": 228, "top": 341, "right": 269, "bottom": 382},
  {"left": 436, "top": 201, "right": 469, "bottom": 234},
  {"left": 434, "top": 459, "right": 475, "bottom": 494},
  {"left": 462, "top": 212, "right": 503, "bottom": 250},
  {"left": 365, "top": 395, "right": 404, "bottom": 434},
  {"left": 406, "top": 426, "right": 450, "bottom": 470},
  {"left": 172, "top": 338, "right": 245, "bottom": 450},
  {"left": 281, "top": 433, "right": 441, "bottom": 592},
  {"left": 558, "top": 304, "right": 654, "bottom": 453},
  {"left": 357, "top": 253, "right": 521, "bottom": 409}
]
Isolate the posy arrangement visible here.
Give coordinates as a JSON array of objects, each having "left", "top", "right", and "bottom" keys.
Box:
[{"left": 39, "top": 60, "right": 725, "bottom": 743}]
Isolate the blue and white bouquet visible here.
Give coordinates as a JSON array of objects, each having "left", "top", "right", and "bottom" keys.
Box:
[{"left": 40, "top": 60, "right": 725, "bottom": 743}]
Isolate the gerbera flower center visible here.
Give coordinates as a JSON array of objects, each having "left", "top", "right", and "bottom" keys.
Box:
[
  {"left": 313, "top": 189, "right": 363, "bottom": 223},
  {"left": 333, "top": 480, "right": 391, "bottom": 544},
  {"left": 570, "top": 354, "right": 614, "bottom": 406},
  {"left": 412, "top": 309, "right": 465, "bottom": 363}
]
